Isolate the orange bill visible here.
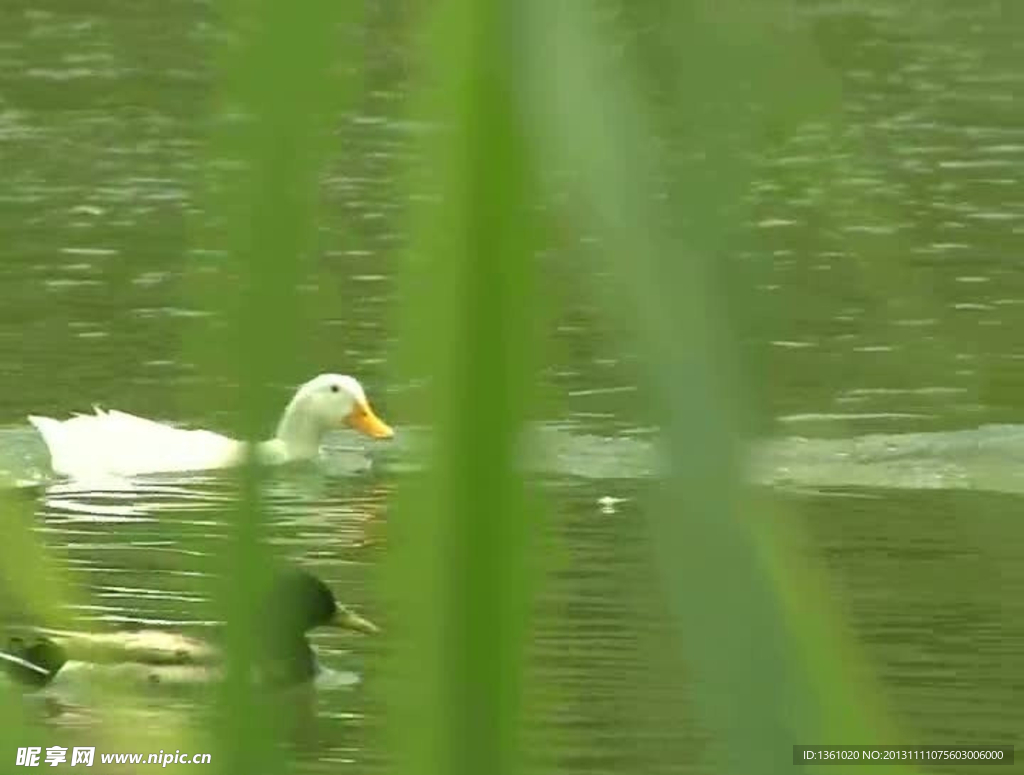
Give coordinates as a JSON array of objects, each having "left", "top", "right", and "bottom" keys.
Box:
[{"left": 346, "top": 400, "right": 394, "bottom": 439}]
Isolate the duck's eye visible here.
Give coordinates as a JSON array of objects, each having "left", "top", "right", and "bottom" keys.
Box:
[{"left": 330, "top": 384, "right": 340, "bottom": 393}]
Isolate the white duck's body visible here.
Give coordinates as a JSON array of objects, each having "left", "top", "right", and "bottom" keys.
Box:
[
  {"left": 29, "top": 410, "right": 245, "bottom": 476},
  {"left": 29, "top": 374, "right": 393, "bottom": 478}
]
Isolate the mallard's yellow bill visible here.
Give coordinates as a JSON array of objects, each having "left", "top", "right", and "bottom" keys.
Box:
[{"left": 332, "top": 607, "right": 379, "bottom": 635}]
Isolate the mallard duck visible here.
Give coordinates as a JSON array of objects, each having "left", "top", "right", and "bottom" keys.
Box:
[
  {"left": 29, "top": 374, "right": 394, "bottom": 477},
  {"left": 2, "top": 569, "right": 377, "bottom": 692},
  {"left": 0, "top": 635, "right": 66, "bottom": 688}
]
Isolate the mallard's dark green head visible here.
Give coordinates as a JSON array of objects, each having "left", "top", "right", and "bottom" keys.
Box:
[
  {"left": 263, "top": 569, "right": 377, "bottom": 688},
  {"left": 0, "top": 636, "right": 67, "bottom": 688},
  {"left": 270, "top": 569, "right": 378, "bottom": 636}
]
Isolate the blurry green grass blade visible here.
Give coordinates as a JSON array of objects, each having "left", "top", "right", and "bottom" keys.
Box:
[
  {"left": 211, "top": 5, "right": 358, "bottom": 418},
  {"left": 753, "top": 508, "right": 901, "bottom": 743},
  {"left": 389, "top": 1, "right": 537, "bottom": 775},
  {"left": 520, "top": 2, "right": 911, "bottom": 772},
  {"left": 0, "top": 497, "right": 77, "bottom": 768},
  {"left": 0, "top": 500, "right": 208, "bottom": 766},
  {"left": 0, "top": 493, "right": 76, "bottom": 629},
  {"left": 203, "top": 0, "right": 358, "bottom": 772}
]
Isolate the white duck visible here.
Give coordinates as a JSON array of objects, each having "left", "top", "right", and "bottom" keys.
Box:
[{"left": 29, "top": 374, "right": 393, "bottom": 477}]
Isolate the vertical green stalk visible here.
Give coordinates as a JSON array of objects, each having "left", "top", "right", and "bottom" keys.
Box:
[
  {"left": 520, "top": 2, "right": 910, "bottom": 773},
  {"left": 0, "top": 495, "right": 75, "bottom": 756},
  {"left": 390, "top": 1, "right": 536, "bottom": 775},
  {"left": 205, "top": 1, "right": 356, "bottom": 772}
]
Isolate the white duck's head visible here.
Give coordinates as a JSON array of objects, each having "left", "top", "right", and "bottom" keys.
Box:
[{"left": 274, "top": 374, "right": 393, "bottom": 459}]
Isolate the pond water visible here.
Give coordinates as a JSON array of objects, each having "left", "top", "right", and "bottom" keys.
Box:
[{"left": 1, "top": 1, "right": 1022, "bottom": 772}]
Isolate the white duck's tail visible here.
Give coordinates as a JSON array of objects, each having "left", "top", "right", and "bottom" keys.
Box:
[
  {"left": 30, "top": 410, "right": 117, "bottom": 476},
  {"left": 28, "top": 415, "right": 70, "bottom": 474}
]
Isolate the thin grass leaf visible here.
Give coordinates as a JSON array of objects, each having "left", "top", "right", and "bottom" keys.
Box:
[
  {"left": 201, "top": 1, "right": 359, "bottom": 772},
  {"left": 387, "top": 2, "right": 538, "bottom": 775},
  {"left": 519, "top": 2, "right": 913, "bottom": 772}
]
